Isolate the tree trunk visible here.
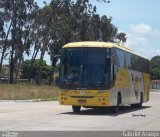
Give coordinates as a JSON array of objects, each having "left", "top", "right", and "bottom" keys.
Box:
[
  {"left": 14, "top": 57, "right": 22, "bottom": 84},
  {"left": 0, "top": 45, "right": 7, "bottom": 73},
  {"left": 49, "top": 54, "right": 58, "bottom": 86},
  {"left": 28, "top": 43, "right": 40, "bottom": 82},
  {"left": 49, "top": 63, "right": 54, "bottom": 86},
  {"left": 36, "top": 43, "right": 46, "bottom": 86},
  {"left": 0, "top": 21, "right": 12, "bottom": 73},
  {"left": 10, "top": 12, "right": 17, "bottom": 84},
  {"left": 9, "top": 44, "right": 15, "bottom": 84}
]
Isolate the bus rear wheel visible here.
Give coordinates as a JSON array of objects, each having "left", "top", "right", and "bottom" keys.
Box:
[
  {"left": 131, "top": 93, "right": 143, "bottom": 108},
  {"left": 72, "top": 106, "right": 81, "bottom": 113}
]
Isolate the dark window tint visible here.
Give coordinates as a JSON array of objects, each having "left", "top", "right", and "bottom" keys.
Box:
[
  {"left": 116, "top": 49, "right": 125, "bottom": 68},
  {"left": 125, "top": 52, "right": 131, "bottom": 69},
  {"left": 112, "top": 47, "right": 149, "bottom": 73},
  {"left": 60, "top": 48, "right": 111, "bottom": 90}
]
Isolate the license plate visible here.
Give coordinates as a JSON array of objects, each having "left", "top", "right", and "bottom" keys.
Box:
[{"left": 78, "top": 99, "right": 86, "bottom": 104}]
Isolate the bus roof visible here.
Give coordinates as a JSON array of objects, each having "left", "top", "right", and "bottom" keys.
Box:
[
  {"left": 63, "top": 41, "right": 132, "bottom": 51},
  {"left": 62, "top": 41, "right": 149, "bottom": 60}
]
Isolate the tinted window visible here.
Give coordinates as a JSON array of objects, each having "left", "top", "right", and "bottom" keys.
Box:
[
  {"left": 116, "top": 49, "right": 125, "bottom": 68},
  {"left": 60, "top": 48, "right": 111, "bottom": 90},
  {"left": 125, "top": 52, "right": 131, "bottom": 69}
]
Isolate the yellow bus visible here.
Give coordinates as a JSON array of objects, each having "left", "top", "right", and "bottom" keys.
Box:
[{"left": 58, "top": 42, "right": 150, "bottom": 113}]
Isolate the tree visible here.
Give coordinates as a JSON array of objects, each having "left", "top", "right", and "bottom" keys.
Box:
[
  {"left": 21, "top": 59, "right": 51, "bottom": 82},
  {"left": 0, "top": 1, "right": 10, "bottom": 73},
  {"left": 150, "top": 56, "right": 160, "bottom": 80},
  {"left": 0, "top": 0, "right": 38, "bottom": 83},
  {"left": 115, "top": 32, "right": 127, "bottom": 43}
]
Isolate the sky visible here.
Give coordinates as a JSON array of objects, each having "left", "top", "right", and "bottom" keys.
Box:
[
  {"left": 28, "top": 0, "right": 160, "bottom": 64},
  {"left": 92, "top": 0, "right": 160, "bottom": 59}
]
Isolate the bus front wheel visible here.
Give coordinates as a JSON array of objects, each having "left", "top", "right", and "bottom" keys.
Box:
[
  {"left": 111, "top": 94, "right": 121, "bottom": 113},
  {"left": 72, "top": 106, "right": 81, "bottom": 113}
]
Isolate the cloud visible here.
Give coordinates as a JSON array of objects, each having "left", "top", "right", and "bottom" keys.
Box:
[
  {"left": 125, "top": 23, "right": 160, "bottom": 59},
  {"left": 130, "top": 23, "right": 151, "bottom": 34},
  {"left": 126, "top": 32, "right": 148, "bottom": 48},
  {"left": 124, "top": 23, "right": 154, "bottom": 59},
  {"left": 152, "top": 30, "right": 160, "bottom": 39}
]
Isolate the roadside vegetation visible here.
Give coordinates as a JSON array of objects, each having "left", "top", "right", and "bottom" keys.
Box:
[
  {"left": 150, "top": 56, "right": 160, "bottom": 80},
  {"left": 0, "top": 84, "right": 59, "bottom": 100}
]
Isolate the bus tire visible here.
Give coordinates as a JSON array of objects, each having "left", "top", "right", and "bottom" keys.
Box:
[
  {"left": 111, "top": 93, "right": 121, "bottom": 113},
  {"left": 131, "top": 93, "right": 143, "bottom": 108},
  {"left": 72, "top": 106, "right": 81, "bottom": 113}
]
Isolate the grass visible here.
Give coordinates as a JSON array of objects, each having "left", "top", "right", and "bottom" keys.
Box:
[{"left": 0, "top": 84, "right": 59, "bottom": 101}]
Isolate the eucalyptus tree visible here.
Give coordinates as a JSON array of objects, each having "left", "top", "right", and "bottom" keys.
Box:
[
  {"left": 0, "top": 0, "right": 38, "bottom": 83},
  {"left": 100, "top": 15, "right": 117, "bottom": 42},
  {"left": 0, "top": 1, "right": 10, "bottom": 73},
  {"left": 115, "top": 32, "right": 127, "bottom": 43},
  {"left": 0, "top": 12, "right": 5, "bottom": 43},
  {"left": 14, "top": 3, "right": 39, "bottom": 82},
  {"left": 31, "top": 4, "right": 55, "bottom": 85}
]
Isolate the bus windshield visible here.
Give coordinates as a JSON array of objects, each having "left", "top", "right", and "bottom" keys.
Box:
[{"left": 60, "top": 48, "right": 110, "bottom": 90}]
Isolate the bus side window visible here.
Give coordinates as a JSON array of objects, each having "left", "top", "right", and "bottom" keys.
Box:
[
  {"left": 125, "top": 52, "right": 131, "bottom": 69},
  {"left": 116, "top": 49, "right": 125, "bottom": 68}
]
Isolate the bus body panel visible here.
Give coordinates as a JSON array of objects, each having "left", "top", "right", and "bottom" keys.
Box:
[
  {"left": 96, "top": 68, "right": 149, "bottom": 107},
  {"left": 129, "top": 70, "right": 144, "bottom": 104},
  {"left": 143, "top": 73, "right": 150, "bottom": 102}
]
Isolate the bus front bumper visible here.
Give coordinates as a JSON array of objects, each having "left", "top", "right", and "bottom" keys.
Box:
[{"left": 59, "top": 95, "right": 110, "bottom": 107}]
